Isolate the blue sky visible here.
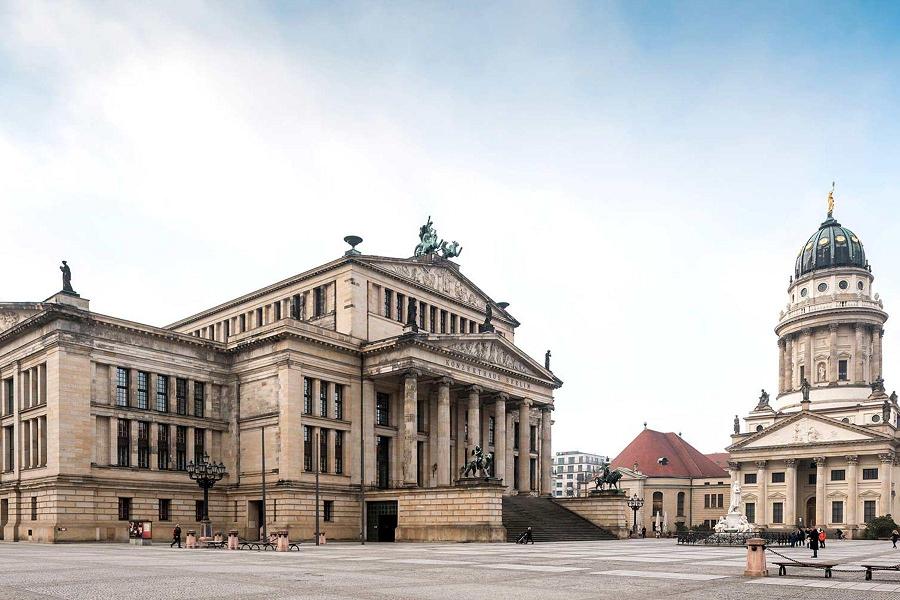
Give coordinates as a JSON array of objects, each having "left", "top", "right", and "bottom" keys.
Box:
[{"left": 2, "top": 1, "right": 900, "bottom": 455}]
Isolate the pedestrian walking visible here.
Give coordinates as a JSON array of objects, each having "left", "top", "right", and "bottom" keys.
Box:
[
  {"left": 170, "top": 524, "right": 182, "bottom": 548},
  {"left": 809, "top": 528, "right": 819, "bottom": 558},
  {"left": 818, "top": 528, "right": 826, "bottom": 548},
  {"left": 891, "top": 529, "right": 899, "bottom": 549},
  {"left": 640, "top": 526, "right": 646, "bottom": 539},
  {"left": 516, "top": 526, "right": 534, "bottom": 544}
]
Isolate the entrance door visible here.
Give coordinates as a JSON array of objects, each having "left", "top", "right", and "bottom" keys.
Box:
[
  {"left": 248, "top": 500, "right": 263, "bottom": 540},
  {"left": 806, "top": 497, "right": 816, "bottom": 526},
  {"left": 366, "top": 501, "right": 398, "bottom": 542}
]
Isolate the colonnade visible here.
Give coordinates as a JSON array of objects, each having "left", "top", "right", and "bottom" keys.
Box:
[{"left": 778, "top": 324, "right": 883, "bottom": 393}]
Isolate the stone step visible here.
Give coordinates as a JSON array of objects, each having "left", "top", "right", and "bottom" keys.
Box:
[{"left": 502, "top": 496, "right": 616, "bottom": 542}]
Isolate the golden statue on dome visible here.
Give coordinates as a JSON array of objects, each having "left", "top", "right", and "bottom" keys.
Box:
[{"left": 827, "top": 181, "right": 835, "bottom": 217}]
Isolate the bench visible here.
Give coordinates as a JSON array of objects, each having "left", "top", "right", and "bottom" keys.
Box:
[
  {"left": 862, "top": 564, "right": 900, "bottom": 581},
  {"left": 201, "top": 540, "right": 227, "bottom": 549},
  {"left": 773, "top": 561, "right": 839, "bottom": 578}
]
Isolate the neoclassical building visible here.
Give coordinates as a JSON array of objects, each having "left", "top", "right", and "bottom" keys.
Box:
[
  {"left": 728, "top": 197, "right": 898, "bottom": 537},
  {"left": 0, "top": 222, "right": 560, "bottom": 542}
]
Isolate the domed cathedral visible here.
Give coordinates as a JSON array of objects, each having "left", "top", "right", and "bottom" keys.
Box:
[{"left": 727, "top": 188, "right": 899, "bottom": 538}]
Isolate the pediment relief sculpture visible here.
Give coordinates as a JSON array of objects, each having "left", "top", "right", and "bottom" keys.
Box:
[
  {"left": 740, "top": 415, "right": 876, "bottom": 449},
  {"left": 377, "top": 263, "right": 484, "bottom": 309},
  {"left": 446, "top": 340, "right": 530, "bottom": 374},
  {"left": 0, "top": 311, "right": 20, "bottom": 330}
]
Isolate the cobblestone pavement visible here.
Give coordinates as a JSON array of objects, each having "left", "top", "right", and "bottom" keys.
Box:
[{"left": 1, "top": 538, "right": 899, "bottom": 599}]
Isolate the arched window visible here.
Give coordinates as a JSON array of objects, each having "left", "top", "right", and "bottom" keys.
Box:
[
  {"left": 652, "top": 491, "right": 663, "bottom": 517},
  {"left": 677, "top": 492, "right": 685, "bottom": 517}
]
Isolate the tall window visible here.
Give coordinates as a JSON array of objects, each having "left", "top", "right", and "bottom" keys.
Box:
[
  {"left": 303, "top": 378, "right": 313, "bottom": 415},
  {"left": 303, "top": 426, "right": 312, "bottom": 472},
  {"left": 116, "top": 368, "right": 129, "bottom": 407},
  {"left": 175, "top": 426, "right": 187, "bottom": 470},
  {"left": 335, "top": 430, "right": 343, "bottom": 474},
  {"left": 320, "top": 382, "right": 328, "bottom": 417},
  {"left": 418, "top": 301, "right": 426, "bottom": 329},
  {"left": 224, "top": 319, "right": 230, "bottom": 338},
  {"left": 193, "top": 382, "right": 205, "bottom": 417},
  {"left": 772, "top": 502, "right": 784, "bottom": 524},
  {"left": 832, "top": 500, "right": 844, "bottom": 524},
  {"left": 396, "top": 293, "right": 405, "bottom": 322},
  {"left": 450, "top": 314, "right": 457, "bottom": 334},
  {"left": 384, "top": 289, "right": 393, "bottom": 318},
  {"left": 745, "top": 502, "right": 756, "bottom": 523},
  {"left": 291, "top": 294, "right": 302, "bottom": 319},
  {"left": 31, "top": 496, "right": 37, "bottom": 520},
  {"left": 118, "top": 497, "right": 131, "bottom": 521},
  {"left": 530, "top": 426, "right": 537, "bottom": 452},
  {"left": 676, "top": 492, "right": 685, "bottom": 516},
  {"left": 652, "top": 492, "right": 663, "bottom": 521},
  {"left": 156, "top": 375, "right": 168, "bottom": 412},
  {"left": 136, "top": 371, "right": 149, "bottom": 409},
  {"left": 376, "top": 435, "right": 390, "bottom": 489},
  {"left": 319, "top": 429, "right": 328, "bottom": 473},
  {"left": 324, "top": 500, "right": 334, "bottom": 522},
  {"left": 488, "top": 416, "right": 495, "bottom": 446},
  {"left": 513, "top": 422, "right": 519, "bottom": 449},
  {"left": 799, "top": 365, "right": 806, "bottom": 382},
  {"left": 334, "top": 385, "right": 343, "bottom": 420},
  {"left": 239, "top": 314, "right": 246, "bottom": 331},
  {"left": 194, "top": 428, "right": 206, "bottom": 460},
  {"left": 159, "top": 499, "right": 171, "bottom": 522},
  {"left": 176, "top": 378, "right": 187, "bottom": 415},
  {"left": 256, "top": 307, "right": 263, "bottom": 327},
  {"left": 314, "top": 285, "right": 326, "bottom": 317},
  {"left": 440, "top": 310, "right": 447, "bottom": 333},
  {"left": 117, "top": 419, "right": 131, "bottom": 467},
  {"left": 864, "top": 500, "right": 877, "bottom": 523},
  {"left": 3, "top": 426, "right": 13, "bottom": 471},
  {"left": 137, "top": 421, "right": 150, "bottom": 468},
  {"left": 274, "top": 301, "right": 282, "bottom": 321},
  {"left": 376, "top": 393, "right": 390, "bottom": 426},
  {"left": 157, "top": 424, "right": 170, "bottom": 470},
  {"left": 838, "top": 359, "right": 848, "bottom": 381},
  {"left": 429, "top": 306, "right": 437, "bottom": 333},
  {"left": 195, "top": 500, "right": 205, "bottom": 522}
]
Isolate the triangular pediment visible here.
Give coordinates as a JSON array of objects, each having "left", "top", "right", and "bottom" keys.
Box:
[
  {"left": 731, "top": 412, "right": 889, "bottom": 451},
  {"left": 426, "top": 334, "right": 558, "bottom": 384}
]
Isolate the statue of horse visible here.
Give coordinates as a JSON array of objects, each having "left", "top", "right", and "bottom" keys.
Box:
[
  {"left": 593, "top": 466, "right": 622, "bottom": 491},
  {"left": 460, "top": 446, "right": 493, "bottom": 478}
]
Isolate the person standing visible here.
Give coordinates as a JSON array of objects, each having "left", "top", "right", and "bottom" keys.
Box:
[
  {"left": 170, "top": 524, "right": 182, "bottom": 548},
  {"left": 891, "top": 529, "right": 899, "bottom": 549},
  {"left": 818, "top": 528, "right": 826, "bottom": 548},
  {"left": 809, "top": 528, "right": 819, "bottom": 559},
  {"left": 640, "top": 526, "right": 646, "bottom": 539}
]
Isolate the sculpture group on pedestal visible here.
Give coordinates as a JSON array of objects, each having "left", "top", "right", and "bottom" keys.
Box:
[
  {"left": 713, "top": 481, "right": 754, "bottom": 533},
  {"left": 460, "top": 446, "right": 493, "bottom": 478}
]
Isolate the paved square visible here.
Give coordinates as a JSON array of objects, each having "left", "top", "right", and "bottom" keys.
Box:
[{"left": 1, "top": 539, "right": 899, "bottom": 599}]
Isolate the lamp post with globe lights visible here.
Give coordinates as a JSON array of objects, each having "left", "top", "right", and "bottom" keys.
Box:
[
  {"left": 187, "top": 453, "right": 226, "bottom": 538},
  {"left": 626, "top": 494, "right": 644, "bottom": 537}
]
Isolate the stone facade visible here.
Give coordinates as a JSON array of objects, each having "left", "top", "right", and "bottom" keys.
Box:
[{"left": 0, "top": 250, "right": 560, "bottom": 543}]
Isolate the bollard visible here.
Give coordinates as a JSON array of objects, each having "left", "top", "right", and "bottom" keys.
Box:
[
  {"left": 318, "top": 532, "right": 326, "bottom": 545},
  {"left": 227, "top": 530, "right": 239, "bottom": 550},
  {"left": 214, "top": 532, "right": 223, "bottom": 543},
  {"left": 276, "top": 530, "right": 290, "bottom": 552},
  {"left": 744, "top": 537, "right": 768, "bottom": 577},
  {"left": 186, "top": 530, "right": 197, "bottom": 549}
]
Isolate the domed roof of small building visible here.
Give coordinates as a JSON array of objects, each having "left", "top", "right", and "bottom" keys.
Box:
[{"left": 794, "top": 213, "right": 867, "bottom": 278}]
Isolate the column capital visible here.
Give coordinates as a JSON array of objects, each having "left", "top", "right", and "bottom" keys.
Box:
[
  {"left": 437, "top": 376, "right": 453, "bottom": 387},
  {"left": 879, "top": 452, "right": 895, "bottom": 465},
  {"left": 845, "top": 455, "right": 859, "bottom": 465},
  {"left": 813, "top": 456, "right": 827, "bottom": 466},
  {"left": 778, "top": 338, "right": 786, "bottom": 349},
  {"left": 828, "top": 323, "right": 839, "bottom": 333},
  {"left": 494, "top": 392, "right": 509, "bottom": 402},
  {"left": 785, "top": 458, "right": 797, "bottom": 467},
  {"left": 403, "top": 368, "right": 421, "bottom": 380},
  {"left": 727, "top": 460, "right": 741, "bottom": 471},
  {"left": 540, "top": 404, "right": 554, "bottom": 414},
  {"left": 467, "top": 385, "right": 483, "bottom": 394},
  {"left": 519, "top": 398, "right": 533, "bottom": 408},
  {"left": 802, "top": 327, "right": 813, "bottom": 337},
  {"left": 755, "top": 460, "right": 767, "bottom": 469}
]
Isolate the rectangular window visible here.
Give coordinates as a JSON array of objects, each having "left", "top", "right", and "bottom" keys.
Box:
[
  {"left": 838, "top": 359, "right": 848, "bottom": 381},
  {"left": 376, "top": 435, "right": 390, "bottom": 489},
  {"left": 704, "top": 494, "right": 711, "bottom": 509},
  {"left": 31, "top": 496, "right": 37, "bottom": 520},
  {"left": 440, "top": 310, "right": 447, "bottom": 333},
  {"left": 831, "top": 500, "right": 844, "bottom": 524},
  {"left": 176, "top": 378, "right": 187, "bottom": 415},
  {"left": 195, "top": 500, "right": 205, "bottom": 522},
  {"left": 159, "top": 499, "right": 171, "bottom": 522},
  {"left": 864, "top": 500, "right": 877, "bottom": 523},
  {"left": 459, "top": 317, "right": 467, "bottom": 334},
  {"left": 194, "top": 428, "right": 206, "bottom": 460},
  {"left": 418, "top": 301, "right": 426, "bottom": 329},
  {"left": 116, "top": 368, "right": 129, "bottom": 407},
  {"left": 158, "top": 424, "right": 170, "bottom": 470},
  {"left": 224, "top": 319, "right": 230, "bottom": 338},
  {"left": 291, "top": 294, "right": 302, "bottom": 319},
  {"left": 335, "top": 430, "right": 343, "bottom": 474},
  {"left": 137, "top": 421, "right": 150, "bottom": 469},
  {"left": 396, "top": 293, "right": 405, "bottom": 322},
  {"left": 800, "top": 365, "right": 806, "bottom": 382},
  {"left": 314, "top": 285, "right": 326, "bottom": 318},
  {"left": 488, "top": 416, "right": 495, "bottom": 446},
  {"left": 118, "top": 497, "right": 131, "bottom": 521},
  {"left": 319, "top": 429, "right": 328, "bottom": 473},
  {"left": 808, "top": 473, "right": 817, "bottom": 485},
  {"left": 513, "top": 422, "right": 519, "bottom": 449},
  {"left": 303, "top": 377, "right": 313, "bottom": 415},
  {"left": 376, "top": 392, "right": 390, "bottom": 426},
  {"left": 831, "top": 469, "right": 846, "bottom": 481},
  {"left": 772, "top": 502, "right": 784, "bottom": 524},
  {"left": 717, "top": 494, "right": 724, "bottom": 508},
  {"left": 324, "top": 500, "right": 334, "bottom": 522},
  {"left": 530, "top": 426, "right": 537, "bottom": 452},
  {"left": 863, "top": 468, "right": 879, "bottom": 480},
  {"left": 274, "top": 301, "right": 282, "bottom": 321},
  {"left": 193, "top": 382, "right": 205, "bottom": 417},
  {"left": 745, "top": 502, "right": 756, "bottom": 524},
  {"left": 429, "top": 306, "right": 436, "bottom": 333},
  {"left": 450, "top": 314, "right": 457, "bottom": 334},
  {"left": 3, "top": 426, "right": 13, "bottom": 471},
  {"left": 256, "top": 307, "right": 263, "bottom": 327},
  {"left": 384, "top": 289, "right": 393, "bottom": 318},
  {"left": 744, "top": 473, "right": 757, "bottom": 484},
  {"left": 771, "top": 472, "right": 785, "bottom": 483},
  {"left": 239, "top": 314, "right": 246, "bottom": 332},
  {"left": 136, "top": 371, "right": 149, "bottom": 410},
  {"left": 320, "top": 381, "right": 328, "bottom": 417},
  {"left": 117, "top": 419, "right": 131, "bottom": 467},
  {"left": 175, "top": 426, "right": 187, "bottom": 470},
  {"left": 334, "top": 385, "right": 343, "bottom": 420},
  {"left": 155, "top": 375, "right": 168, "bottom": 412},
  {"left": 304, "top": 426, "right": 312, "bottom": 472}
]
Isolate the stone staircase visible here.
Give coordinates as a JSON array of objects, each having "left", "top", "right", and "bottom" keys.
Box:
[{"left": 502, "top": 495, "right": 617, "bottom": 542}]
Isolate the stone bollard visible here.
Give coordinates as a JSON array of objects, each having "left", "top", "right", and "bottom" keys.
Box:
[
  {"left": 744, "top": 537, "right": 768, "bottom": 577},
  {"left": 214, "top": 532, "right": 223, "bottom": 543},
  {"left": 227, "top": 530, "right": 239, "bottom": 550},
  {"left": 186, "top": 530, "right": 197, "bottom": 549},
  {"left": 318, "top": 532, "right": 326, "bottom": 545},
  {"left": 276, "top": 530, "right": 290, "bottom": 552}
]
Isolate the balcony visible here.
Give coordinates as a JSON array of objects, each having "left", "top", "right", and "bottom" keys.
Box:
[{"left": 779, "top": 295, "right": 885, "bottom": 324}]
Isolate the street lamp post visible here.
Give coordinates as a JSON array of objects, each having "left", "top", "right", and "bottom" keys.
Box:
[
  {"left": 187, "top": 453, "right": 226, "bottom": 538},
  {"left": 626, "top": 494, "right": 645, "bottom": 537}
]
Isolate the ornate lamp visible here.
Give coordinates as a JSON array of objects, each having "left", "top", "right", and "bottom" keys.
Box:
[
  {"left": 626, "top": 494, "right": 645, "bottom": 536},
  {"left": 187, "top": 453, "right": 226, "bottom": 537}
]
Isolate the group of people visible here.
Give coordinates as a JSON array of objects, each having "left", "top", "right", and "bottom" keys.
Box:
[{"left": 788, "top": 527, "right": 830, "bottom": 557}]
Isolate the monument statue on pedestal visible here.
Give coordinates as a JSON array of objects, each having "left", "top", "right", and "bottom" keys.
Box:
[
  {"left": 714, "top": 481, "right": 754, "bottom": 533},
  {"left": 460, "top": 446, "right": 493, "bottom": 478},
  {"left": 60, "top": 260, "right": 76, "bottom": 294}
]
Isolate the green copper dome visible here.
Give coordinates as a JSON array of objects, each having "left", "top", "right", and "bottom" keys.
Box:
[{"left": 794, "top": 215, "right": 867, "bottom": 278}]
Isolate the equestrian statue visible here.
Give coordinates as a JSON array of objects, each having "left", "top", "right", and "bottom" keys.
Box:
[{"left": 593, "top": 463, "right": 622, "bottom": 491}]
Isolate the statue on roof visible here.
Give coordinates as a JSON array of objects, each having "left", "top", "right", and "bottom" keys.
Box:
[
  {"left": 59, "top": 260, "right": 76, "bottom": 294},
  {"left": 733, "top": 415, "right": 739, "bottom": 434},
  {"left": 414, "top": 217, "right": 463, "bottom": 259},
  {"left": 871, "top": 376, "right": 886, "bottom": 395},
  {"left": 756, "top": 389, "right": 770, "bottom": 410},
  {"left": 800, "top": 377, "right": 811, "bottom": 402},
  {"left": 827, "top": 181, "right": 835, "bottom": 217}
]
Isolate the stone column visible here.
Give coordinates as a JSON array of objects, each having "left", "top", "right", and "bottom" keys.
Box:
[
  {"left": 846, "top": 456, "right": 858, "bottom": 530},
  {"left": 804, "top": 328, "right": 813, "bottom": 384},
  {"left": 466, "top": 386, "right": 481, "bottom": 457},
  {"left": 277, "top": 362, "right": 303, "bottom": 481},
  {"left": 815, "top": 457, "right": 826, "bottom": 526},
  {"left": 455, "top": 399, "right": 466, "bottom": 476},
  {"left": 828, "top": 324, "right": 839, "bottom": 383},
  {"left": 784, "top": 458, "right": 797, "bottom": 528},
  {"left": 778, "top": 339, "right": 786, "bottom": 394},
  {"left": 361, "top": 379, "right": 376, "bottom": 487},
  {"left": 540, "top": 406, "right": 552, "bottom": 495},
  {"left": 493, "top": 394, "right": 507, "bottom": 483},
  {"left": 517, "top": 399, "right": 532, "bottom": 493},
  {"left": 327, "top": 428, "right": 336, "bottom": 474},
  {"left": 130, "top": 420, "right": 139, "bottom": 468},
  {"left": 401, "top": 370, "right": 419, "bottom": 486},
  {"left": 505, "top": 410, "right": 515, "bottom": 490},
  {"left": 756, "top": 461, "right": 767, "bottom": 526},
  {"left": 109, "top": 417, "right": 118, "bottom": 466},
  {"left": 880, "top": 453, "right": 895, "bottom": 517},
  {"left": 854, "top": 324, "right": 865, "bottom": 383},
  {"left": 436, "top": 378, "right": 451, "bottom": 486},
  {"left": 875, "top": 328, "right": 885, "bottom": 380},
  {"left": 149, "top": 422, "right": 159, "bottom": 471}
]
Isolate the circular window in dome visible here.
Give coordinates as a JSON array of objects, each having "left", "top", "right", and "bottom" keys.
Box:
[
  {"left": 800, "top": 288, "right": 808, "bottom": 297},
  {"left": 755, "top": 425, "right": 763, "bottom": 432},
  {"left": 872, "top": 414, "right": 881, "bottom": 423},
  {"left": 858, "top": 281, "right": 864, "bottom": 290},
  {"left": 819, "top": 237, "right": 830, "bottom": 246},
  {"left": 841, "top": 417, "right": 850, "bottom": 424},
  {"left": 835, "top": 234, "right": 847, "bottom": 243},
  {"left": 818, "top": 283, "right": 828, "bottom": 292},
  {"left": 839, "top": 280, "right": 848, "bottom": 290}
]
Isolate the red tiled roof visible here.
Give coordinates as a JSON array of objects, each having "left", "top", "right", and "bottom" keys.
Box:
[
  {"left": 610, "top": 429, "right": 728, "bottom": 478},
  {"left": 705, "top": 452, "right": 730, "bottom": 470}
]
